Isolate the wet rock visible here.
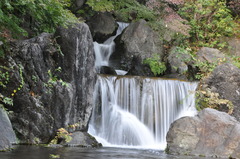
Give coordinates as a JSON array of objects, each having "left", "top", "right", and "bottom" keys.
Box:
[
  {"left": 65, "top": 131, "right": 102, "bottom": 147},
  {"left": 87, "top": 12, "right": 118, "bottom": 43},
  {"left": 203, "top": 63, "right": 240, "bottom": 121},
  {"left": 3, "top": 22, "right": 96, "bottom": 144},
  {"left": 126, "top": 56, "right": 154, "bottom": 76},
  {"left": 167, "top": 108, "right": 240, "bottom": 158},
  {"left": 0, "top": 107, "right": 17, "bottom": 151},
  {"left": 110, "top": 19, "right": 164, "bottom": 75},
  {"left": 99, "top": 66, "right": 117, "bottom": 75}
]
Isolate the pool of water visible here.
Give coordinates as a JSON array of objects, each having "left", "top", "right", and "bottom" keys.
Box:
[{"left": 0, "top": 145, "right": 215, "bottom": 159}]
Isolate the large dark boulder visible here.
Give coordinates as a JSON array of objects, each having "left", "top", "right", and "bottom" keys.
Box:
[
  {"left": 167, "top": 108, "right": 240, "bottom": 158},
  {"left": 203, "top": 63, "right": 240, "bottom": 121},
  {"left": 0, "top": 107, "right": 17, "bottom": 151},
  {"left": 110, "top": 19, "right": 164, "bottom": 75},
  {"left": 87, "top": 12, "right": 118, "bottom": 43},
  {"left": 2, "top": 22, "right": 96, "bottom": 144}
]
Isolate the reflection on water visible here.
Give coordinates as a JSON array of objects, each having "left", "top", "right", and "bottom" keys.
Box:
[{"left": 0, "top": 145, "right": 213, "bottom": 159}]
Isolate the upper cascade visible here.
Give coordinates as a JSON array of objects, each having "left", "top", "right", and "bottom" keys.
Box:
[
  {"left": 89, "top": 75, "right": 198, "bottom": 149},
  {"left": 94, "top": 22, "right": 129, "bottom": 70}
]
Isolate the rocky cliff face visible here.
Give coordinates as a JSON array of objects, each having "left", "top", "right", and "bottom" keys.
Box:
[{"left": 1, "top": 22, "right": 96, "bottom": 144}]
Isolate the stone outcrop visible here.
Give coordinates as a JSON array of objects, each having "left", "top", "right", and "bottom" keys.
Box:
[
  {"left": 2, "top": 22, "right": 96, "bottom": 144},
  {"left": 0, "top": 107, "right": 17, "bottom": 151},
  {"left": 72, "top": 0, "right": 86, "bottom": 12},
  {"left": 65, "top": 131, "right": 102, "bottom": 147},
  {"left": 196, "top": 47, "right": 226, "bottom": 63},
  {"left": 87, "top": 12, "right": 118, "bottom": 43},
  {"left": 226, "top": 37, "right": 240, "bottom": 57},
  {"left": 167, "top": 108, "right": 240, "bottom": 158},
  {"left": 167, "top": 46, "right": 192, "bottom": 74},
  {"left": 110, "top": 19, "right": 164, "bottom": 75},
  {"left": 203, "top": 63, "right": 240, "bottom": 121}
]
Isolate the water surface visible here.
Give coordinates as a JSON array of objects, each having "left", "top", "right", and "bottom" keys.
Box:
[{"left": 0, "top": 145, "right": 215, "bottom": 159}]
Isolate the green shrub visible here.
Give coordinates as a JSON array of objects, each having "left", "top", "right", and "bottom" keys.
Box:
[
  {"left": 86, "top": 0, "right": 155, "bottom": 21},
  {"left": 196, "top": 89, "right": 234, "bottom": 114},
  {"left": 231, "top": 56, "right": 240, "bottom": 68},
  {"left": 113, "top": 0, "right": 155, "bottom": 21},
  {"left": 179, "top": 0, "right": 238, "bottom": 49},
  {"left": 143, "top": 54, "right": 166, "bottom": 76},
  {"left": 49, "top": 128, "right": 72, "bottom": 145},
  {"left": 0, "top": 0, "right": 78, "bottom": 41},
  {"left": 86, "top": 0, "right": 114, "bottom": 12}
]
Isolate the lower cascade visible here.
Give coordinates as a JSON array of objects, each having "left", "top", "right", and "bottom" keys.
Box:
[{"left": 89, "top": 75, "right": 198, "bottom": 149}]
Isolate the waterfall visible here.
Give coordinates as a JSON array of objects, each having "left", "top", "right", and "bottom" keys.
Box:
[
  {"left": 89, "top": 75, "right": 198, "bottom": 149},
  {"left": 94, "top": 22, "right": 129, "bottom": 70},
  {"left": 89, "top": 22, "right": 198, "bottom": 150}
]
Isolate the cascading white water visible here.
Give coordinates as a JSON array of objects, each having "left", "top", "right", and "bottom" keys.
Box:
[
  {"left": 94, "top": 22, "right": 129, "bottom": 69},
  {"left": 89, "top": 21, "right": 198, "bottom": 150},
  {"left": 89, "top": 75, "right": 198, "bottom": 149}
]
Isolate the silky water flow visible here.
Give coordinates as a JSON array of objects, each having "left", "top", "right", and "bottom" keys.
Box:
[
  {"left": 94, "top": 22, "right": 129, "bottom": 70},
  {"left": 89, "top": 22, "right": 198, "bottom": 150},
  {"left": 89, "top": 75, "right": 198, "bottom": 149}
]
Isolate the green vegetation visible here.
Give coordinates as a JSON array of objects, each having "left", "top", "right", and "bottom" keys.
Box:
[
  {"left": 86, "top": 0, "right": 114, "bottom": 12},
  {"left": 232, "top": 56, "right": 240, "bottom": 68},
  {"left": 0, "top": 0, "right": 78, "bottom": 42},
  {"left": 0, "top": 66, "right": 10, "bottom": 88},
  {"left": 0, "top": 94, "right": 13, "bottom": 109},
  {"left": 193, "top": 58, "right": 226, "bottom": 80},
  {"left": 49, "top": 128, "right": 72, "bottom": 145},
  {"left": 179, "top": 0, "right": 238, "bottom": 49},
  {"left": 196, "top": 88, "right": 234, "bottom": 114},
  {"left": 0, "top": 65, "right": 25, "bottom": 109},
  {"left": 44, "top": 67, "right": 68, "bottom": 92},
  {"left": 86, "top": 0, "right": 155, "bottom": 21},
  {"left": 144, "top": 54, "right": 166, "bottom": 76},
  {"left": 49, "top": 154, "right": 60, "bottom": 159}
]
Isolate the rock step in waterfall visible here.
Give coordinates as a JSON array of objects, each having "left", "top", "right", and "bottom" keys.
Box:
[{"left": 89, "top": 75, "right": 198, "bottom": 149}]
